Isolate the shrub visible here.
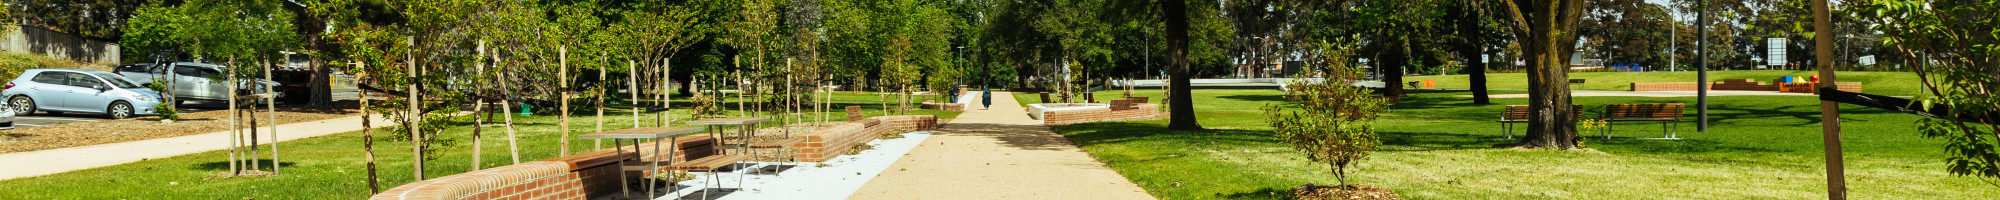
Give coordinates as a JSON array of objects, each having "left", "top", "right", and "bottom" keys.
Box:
[{"left": 1261, "top": 42, "right": 1386, "bottom": 186}]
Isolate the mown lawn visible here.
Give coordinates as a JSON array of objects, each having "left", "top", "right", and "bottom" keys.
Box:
[
  {"left": 0, "top": 92, "right": 958, "bottom": 199},
  {"left": 1039, "top": 89, "right": 1992, "bottom": 199},
  {"left": 1406, "top": 70, "right": 1925, "bottom": 96}
]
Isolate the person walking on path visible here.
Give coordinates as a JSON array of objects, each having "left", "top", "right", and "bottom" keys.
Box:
[{"left": 981, "top": 86, "right": 993, "bottom": 110}]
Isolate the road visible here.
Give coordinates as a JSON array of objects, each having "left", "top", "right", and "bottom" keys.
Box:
[{"left": 8, "top": 88, "right": 357, "bottom": 128}]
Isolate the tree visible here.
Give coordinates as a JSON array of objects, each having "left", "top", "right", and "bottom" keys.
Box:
[
  {"left": 122, "top": 0, "right": 300, "bottom": 176},
  {"left": 8, "top": 0, "right": 144, "bottom": 40},
  {"left": 1263, "top": 41, "right": 1385, "bottom": 187},
  {"left": 1860, "top": 0, "right": 2000, "bottom": 185},
  {"left": 1491, "top": 0, "right": 1589, "bottom": 149}
]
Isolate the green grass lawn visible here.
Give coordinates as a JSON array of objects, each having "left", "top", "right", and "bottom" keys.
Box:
[
  {"left": 1406, "top": 70, "right": 1925, "bottom": 96},
  {"left": 1042, "top": 89, "right": 1991, "bottom": 199},
  {"left": 0, "top": 92, "right": 958, "bottom": 199}
]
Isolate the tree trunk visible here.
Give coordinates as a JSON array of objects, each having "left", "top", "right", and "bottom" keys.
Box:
[
  {"left": 1163, "top": 0, "right": 1203, "bottom": 130},
  {"left": 1457, "top": 3, "right": 1491, "bottom": 105},
  {"left": 250, "top": 99, "right": 260, "bottom": 171},
  {"left": 1506, "top": 0, "right": 1585, "bottom": 149},
  {"left": 359, "top": 69, "right": 378, "bottom": 193},
  {"left": 471, "top": 41, "right": 487, "bottom": 171},
  {"left": 1383, "top": 38, "right": 1409, "bottom": 98}
]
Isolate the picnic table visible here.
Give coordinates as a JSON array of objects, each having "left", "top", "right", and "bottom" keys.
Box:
[
  {"left": 685, "top": 118, "right": 773, "bottom": 177},
  {"left": 576, "top": 127, "right": 705, "bottom": 199}
]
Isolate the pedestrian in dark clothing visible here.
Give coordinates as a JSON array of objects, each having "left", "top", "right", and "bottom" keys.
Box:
[{"left": 981, "top": 86, "right": 993, "bottom": 110}]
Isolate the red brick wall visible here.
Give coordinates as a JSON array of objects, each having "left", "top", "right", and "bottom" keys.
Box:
[
  {"left": 1042, "top": 104, "right": 1161, "bottom": 125},
  {"left": 372, "top": 136, "right": 714, "bottom": 200},
  {"left": 795, "top": 115, "right": 939, "bottom": 162},
  {"left": 1631, "top": 79, "right": 1860, "bottom": 92},
  {"left": 921, "top": 102, "right": 964, "bottom": 111}
]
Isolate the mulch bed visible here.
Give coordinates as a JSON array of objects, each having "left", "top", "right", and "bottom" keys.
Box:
[
  {"left": 1292, "top": 183, "right": 1403, "bottom": 200},
  {"left": 0, "top": 100, "right": 362, "bottom": 153}
]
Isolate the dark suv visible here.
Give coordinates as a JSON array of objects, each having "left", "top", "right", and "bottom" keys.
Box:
[{"left": 270, "top": 67, "right": 316, "bottom": 103}]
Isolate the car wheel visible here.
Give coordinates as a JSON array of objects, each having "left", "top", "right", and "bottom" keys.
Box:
[
  {"left": 107, "top": 101, "right": 133, "bottom": 119},
  {"left": 9, "top": 96, "right": 35, "bottom": 115}
]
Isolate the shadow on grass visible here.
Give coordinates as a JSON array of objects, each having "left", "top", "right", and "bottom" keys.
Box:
[
  {"left": 1217, "top": 94, "right": 1286, "bottom": 103},
  {"left": 192, "top": 159, "right": 298, "bottom": 171},
  {"left": 1217, "top": 187, "right": 1293, "bottom": 199},
  {"left": 1051, "top": 121, "right": 1280, "bottom": 149}
]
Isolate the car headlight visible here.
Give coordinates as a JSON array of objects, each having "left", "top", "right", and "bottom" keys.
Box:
[{"left": 127, "top": 93, "right": 158, "bottom": 102}]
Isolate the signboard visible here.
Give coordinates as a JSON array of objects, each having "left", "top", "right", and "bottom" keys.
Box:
[
  {"left": 1859, "top": 55, "right": 1876, "bottom": 66},
  {"left": 1767, "top": 38, "right": 1787, "bottom": 67},
  {"left": 1482, "top": 54, "right": 1490, "bottom": 63}
]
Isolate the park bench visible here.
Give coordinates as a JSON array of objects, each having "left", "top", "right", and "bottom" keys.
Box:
[
  {"left": 1569, "top": 79, "right": 1587, "bottom": 88},
  {"left": 1495, "top": 105, "right": 1583, "bottom": 139},
  {"left": 1599, "top": 103, "right": 1684, "bottom": 139}
]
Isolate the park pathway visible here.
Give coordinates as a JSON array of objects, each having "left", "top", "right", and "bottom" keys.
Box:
[
  {"left": 0, "top": 114, "right": 391, "bottom": 180},
  {"left": 848, "top": 91, "right": 1154, "bottom": 200}
]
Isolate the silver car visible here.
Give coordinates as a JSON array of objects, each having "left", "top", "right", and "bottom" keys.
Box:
[
  {"left": 114, "top": 62, "right": 277, "bottom": 105},
  {"left": 2, "top": 69, "right": 164, "bottom": 119},
  {"left": 0, "top": 100, "right": 14, "bottom": 129}
]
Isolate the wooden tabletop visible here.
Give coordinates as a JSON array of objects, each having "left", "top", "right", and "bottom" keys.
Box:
[
  {"left": 685, "top": 117, "right": 771, "bottom": 126},
  {"left": 577, "top": 127, "right": 705, "bottom": 139}
]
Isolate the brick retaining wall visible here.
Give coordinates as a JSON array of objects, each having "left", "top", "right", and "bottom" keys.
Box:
[
  {"left": 795, "top": 115, "right": 939, "bottom": 162},
  {"left": 371, "top": 116, "right": 938, "bottom": 199},
  {"left": 921, "top": 102, "right": 965, "bottom": 111},
  {"left": 1042, "top": 103, "right": 1160, "bottom": 125},
  {"left": 1631, "top": 79, "right": 1861, "bottom": 93},
  {"left": 372, "top": 135, "right": 714, "bottom": 200}
]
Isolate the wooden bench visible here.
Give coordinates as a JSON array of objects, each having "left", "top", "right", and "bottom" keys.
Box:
[
  {"left": 1600, "top": 103, "right": 1684, "bottom": 139},
  {"left": 1495, "top": 105, "right": 1584, "bottom": 139},
  {"left": 1569, "top": 79, "right": 1587, "bottom": 88}
]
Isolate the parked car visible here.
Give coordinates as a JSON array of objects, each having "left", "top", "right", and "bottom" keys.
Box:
[
  {"left": 269, "top": 67, "right": 316, "bottom": 104},
  {"left": 0, "top": 100, "right": 14, "bottom": 129},
  {"left": 114, "top": 62, "right": 278, "bottom": 105},
  {"left": 2, "top": 69, "right": 164, "bottom": 119}
]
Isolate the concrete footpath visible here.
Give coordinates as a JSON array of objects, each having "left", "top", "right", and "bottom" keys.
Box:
[
  {"left": 0, "top": 114, "right": 390, "bottom": 180},
  {"left": 849, "top": 91, "right": 1154, "bottom": 200}
]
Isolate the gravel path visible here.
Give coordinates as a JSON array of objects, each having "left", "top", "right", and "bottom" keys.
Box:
[{"left": 848, "top": 91, "right": 1154, "bottom": 200}]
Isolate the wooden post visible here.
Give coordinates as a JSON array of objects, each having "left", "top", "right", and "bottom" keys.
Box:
[
  {"left": 498, "top": 52, "right": 520, "bottom": 164},
  {"left": 630, "top": 60, "right": 639, "bottom": 128},
  {"left": 1811, "top": 0, "right": 1846, "bottom": 198},
  {"left": 559, "top": 46, "right": 570, "bottom": 155},
  {"left": 408, "top": 37, "right": 423, "bottom": 180},
  {"left": 596, "top": 52, "right": 606, "bottom": 150},
  {"left": 228, "top": 58, "right": 240, "bottom": 175},
  {"left": 266, "top": 58, "right": 280, "bottom": 175}
]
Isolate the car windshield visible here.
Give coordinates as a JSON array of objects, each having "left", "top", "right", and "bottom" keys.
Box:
[{"left": 92, "top": 72, "right": 145, "bottom": 88}]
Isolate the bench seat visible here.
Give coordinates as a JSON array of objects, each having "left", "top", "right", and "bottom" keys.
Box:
[
  {"left": 1599, "top": 103, "right": 1685, "bottom": 139},
  {"left": 663, "top": 155, "right": 751, "bottom": 171}
]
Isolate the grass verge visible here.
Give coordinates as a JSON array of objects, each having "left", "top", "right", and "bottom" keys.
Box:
[{"left": 1046, "top": 89, "right": 1991, "bottom": 199}]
